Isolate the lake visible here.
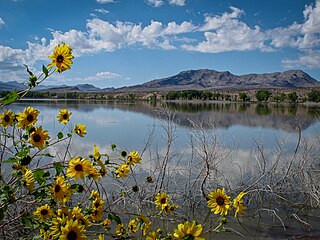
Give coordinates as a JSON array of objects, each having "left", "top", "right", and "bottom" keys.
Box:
[{"left": 5, "top": 100, "right": 320, "bottom": 239}]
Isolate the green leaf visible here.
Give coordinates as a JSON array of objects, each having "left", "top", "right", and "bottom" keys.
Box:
[
  {"left": 21, "top": 212, "right": 39, "bottom": 229},
  {"left": 53, "top": 162, "right": 63, "bottom": 176},
  {"left": 33, "top": 235, "right": 44, "bottom": 240},
  {"left": 32, "top": 189, "right": 47, "bottom": 200},
  {"left": 42, "top": 64, "right": 49, "bottom": 77},
  {"left": 3, "top": 157, "right": 16, "bottom": 163},
  {"left": 43, "top": 171, "right": 50, "bottom": 178},
  {"left": 44, "top": 153, "right": 54, "bottom": 158},
  {"left": 33, "top": 169, "right": 48, "bottom": 185},
  {"left": 24, "top": 64, "right": 34, "bottom": 77},
  {"left": 108, "top": 212, "right": 121, "bottom": 224},
  {"left": 57, "top": 132, "right": 63, "bottom": 139},
  {"left": 16, "top": 151, "right": 29, "bottom": 158},
  {"left": 111, "top": 144, "right": 116, "bottom": 151},
  {"left": 28, "top": 75, "right": 38, "bottom": 88},
  {"left": 1, "top": 91, "right": 19, "bottom": 106}
]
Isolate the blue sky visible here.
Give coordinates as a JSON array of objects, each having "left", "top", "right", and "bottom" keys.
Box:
[{"left": 0, "top": 0, "right": 319, "bottom": 88}]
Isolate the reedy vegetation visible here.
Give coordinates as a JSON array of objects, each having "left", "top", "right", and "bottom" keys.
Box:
[{"left": 0, "top": 44, "right": 319, "bottom": 240}]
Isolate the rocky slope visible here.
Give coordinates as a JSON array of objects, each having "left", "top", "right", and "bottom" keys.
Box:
[{"left": 119, "top": 69, "right": 319, "bottom": 91}]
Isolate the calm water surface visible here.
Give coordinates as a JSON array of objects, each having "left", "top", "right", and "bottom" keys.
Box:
[
  {"left": 9, "top": 100, "right": 320, "bottom": 154},
  {"left": 6, "top": 100, "right": 320, "bottom": 239}
]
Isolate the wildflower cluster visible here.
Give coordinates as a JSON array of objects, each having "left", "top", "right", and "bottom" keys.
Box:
[
  {"left": 207, "top": 188, "right": 247, "bottom": 217},
  {"left": 0, "top": 104, "right": 147, "bottom": 238},
  {"left": 0, "top": 43, "right": 249, "bottom": 240}
]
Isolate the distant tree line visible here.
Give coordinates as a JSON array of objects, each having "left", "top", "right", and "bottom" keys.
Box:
[
  {"left": 162, "top": 89, "right": 320, "bottom": 103},
  {"left": 162, "top": 90, "right": 236, "bottom": 101},
  {"left": 1, "top": 89, "right": 320, "bottom": 103}
]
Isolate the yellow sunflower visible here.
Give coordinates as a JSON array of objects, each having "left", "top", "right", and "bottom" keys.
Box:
[
  {"left": 60, "top": 219, "right": 86, "bottom": 240},
  {"left": 39, "top": 228, "right": 55, "bottom": 240},
  {"left": 29, "top": 126, "right": 49, "bottom": 150},
  {"left": 207, "top": 188, "right": 231, "bottom": 216},
  {"left": 0, "top": 110, "right": 15, "bottom": 128},
  {"left": 173, "top": 221, "right": 205, "bottom": 240},
  {"left": 90, "top": 190, "right": 100, "bottom": 199},
  {"left": 89, "top": 167, "right": 101, "bottom": 181},
  {"left": 92, "top": 197, "right": 105, "bottom": 209},
  {"left": 17, "top": 106, "right": 39, "bottom": 129},
  {"left": 50, "top": 215, "right": 65, "bottom": 238},
  {"left": 103, "top": 218, "right": 111, "bottom": 229},
  {"left": 91, "top": 206, "right": 104, "bottom": 222},
  {"left": 94, "top": 234, "right": 105, "bottom": 240},
  {"left": 115, "top": 163, "right": 130, "bottom": 178},
  {"left": 51, "top": 176, "right": 72, "bottom": 205},
  {"left": 128, "top": 219, "right": 137, "bottom": 233},
  {"left": 127, "top": 150, "right": 142, "bottom": 165},
  {"left": 136, "top": 214, "right": 151, "bottom": 235},
  {"left": 116, "top": 223, "right": 126, "bottom": 236},
  {"left": 66, "top": 157, "right": 93, "bottom": 181},
  {"left": 233, "top": 192, "right": 247, "bottom": 217},
  {"left": 33, "top": 204, "right": 53, "bottom": 223},
  {"left": 155, "top": 192, "right": 169, "bottom": 210},
  {"left": 93, "top": 144, "right": 101, "bottom": 161},
  {"left": 71, "top": 206, "right": 92, "bottom": 228},
  {"left": 48, "top": 43, "right": 74, "bottom": 73},
  {"left": 24, "top": 168, "right": 35, "bottom": 191},
  {"left": 73, "top": 124, "right": 87, "bottom": 137},
  {"left": 57, "top": 109, "right": 72, "bottom": 124},
  {"left": 146, "top": 231, "right": 158, "bottom": 240},
  {"left": 163, "top": 203, "right": 178, "bottom": 215}
]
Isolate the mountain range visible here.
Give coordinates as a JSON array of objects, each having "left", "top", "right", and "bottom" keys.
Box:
[{"left": 0, "top": 69, "right": 319, "bottom": 92}]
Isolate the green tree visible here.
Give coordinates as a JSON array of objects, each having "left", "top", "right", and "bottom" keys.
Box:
[
  {"left": 308, "top": 90, "right": 320, "bottom": 102},
  {"left": 239, "top": 92, "right": 250, "bottom": 102},
  {"left": 287, "top": 92, "right": 298, "bottom": 102},
  {"left": 273, "top": 93, "right": 286, "bottom": 102},
  {"left": 256, "top": 90, "right": 272, "bottom": 102}
]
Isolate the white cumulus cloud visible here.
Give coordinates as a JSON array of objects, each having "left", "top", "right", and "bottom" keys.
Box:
[
  {"left": 147, "top": 0, "right": 185, "bottom": 7},
  {"left": 282, "top": 50, "right": 320, "bottom": 69},
  {"left": 95, "top": 8, "right": 109, "bottom": 14},
  {"left": 182, "top": 7, "right": 268, "bottom": 53},
  {"left": 147, "top": 0, "right": 164, "bottom": 7},
  {"left": 168, "top": 0, "right": 186, "bottom": 6},
  {"left": 85, "top": 71, "right": 122, "bottom": 81},
  {"left": 96, "top": 0, "right": 114, "bottom": 3}
]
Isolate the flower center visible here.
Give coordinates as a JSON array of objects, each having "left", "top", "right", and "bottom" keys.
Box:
[
  {"left": 33, "top": 134, "right": 41, "bottom": 143},
  {"left": 216, "top": 196, "right": 225, "bottom": 206},
  {"left": 57, "top": 55, "right": 64, "bottom": 63},
  {"left": 54, "top": 184, "right": 61, "bottom": 193},
  {"left": 63, "top": 113, "right": 69, "bottom": 119},
  {"left": 94, "top": 201, "right": 100, "bottom": 208},
  {"left": 21, "top": 156, "right": 32, "bottom": 166},
  {"left": 27, "top": 114, "right": 34, "bottom": 122},
  {"left": 67, "top": 230, "right": 77, "bottom": 240},
  {"left": 92, "top": 209, "right": 99, "bottom": 216},
  {"left": 160, "top": 198, "right": 167, "bottom": 204},
  {"left": 185, "top": 234, "right": 195, "bottom": 240},
  {"left": 75, "top": 164, "right": 83, "bottom": 171},
  {"left": 40, "top": 209, "right": 48, "bottom": 216},
  {"left": 4, "top": 115, "right": 10, "bottom": 122}
]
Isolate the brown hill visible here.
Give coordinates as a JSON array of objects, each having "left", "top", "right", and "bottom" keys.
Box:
[{"left": 116, "top": 69, "right": 319, "bottom": 92}]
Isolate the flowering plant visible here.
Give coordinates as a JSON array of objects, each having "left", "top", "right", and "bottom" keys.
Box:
[{"left": 0, "top": 43, "right": 247, "bottom": 240}]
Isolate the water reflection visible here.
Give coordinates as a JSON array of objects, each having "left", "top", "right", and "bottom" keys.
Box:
[
  {"left": 4, "top": 100, "right": 320, "bottom": 239},
  {"left": 14, "top": 100, "right": 320, "bottom": 132}
]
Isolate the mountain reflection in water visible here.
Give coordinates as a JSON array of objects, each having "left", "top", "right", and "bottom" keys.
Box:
[{"left": 17, "top": 100, "right": 320, "bottom": 132}]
